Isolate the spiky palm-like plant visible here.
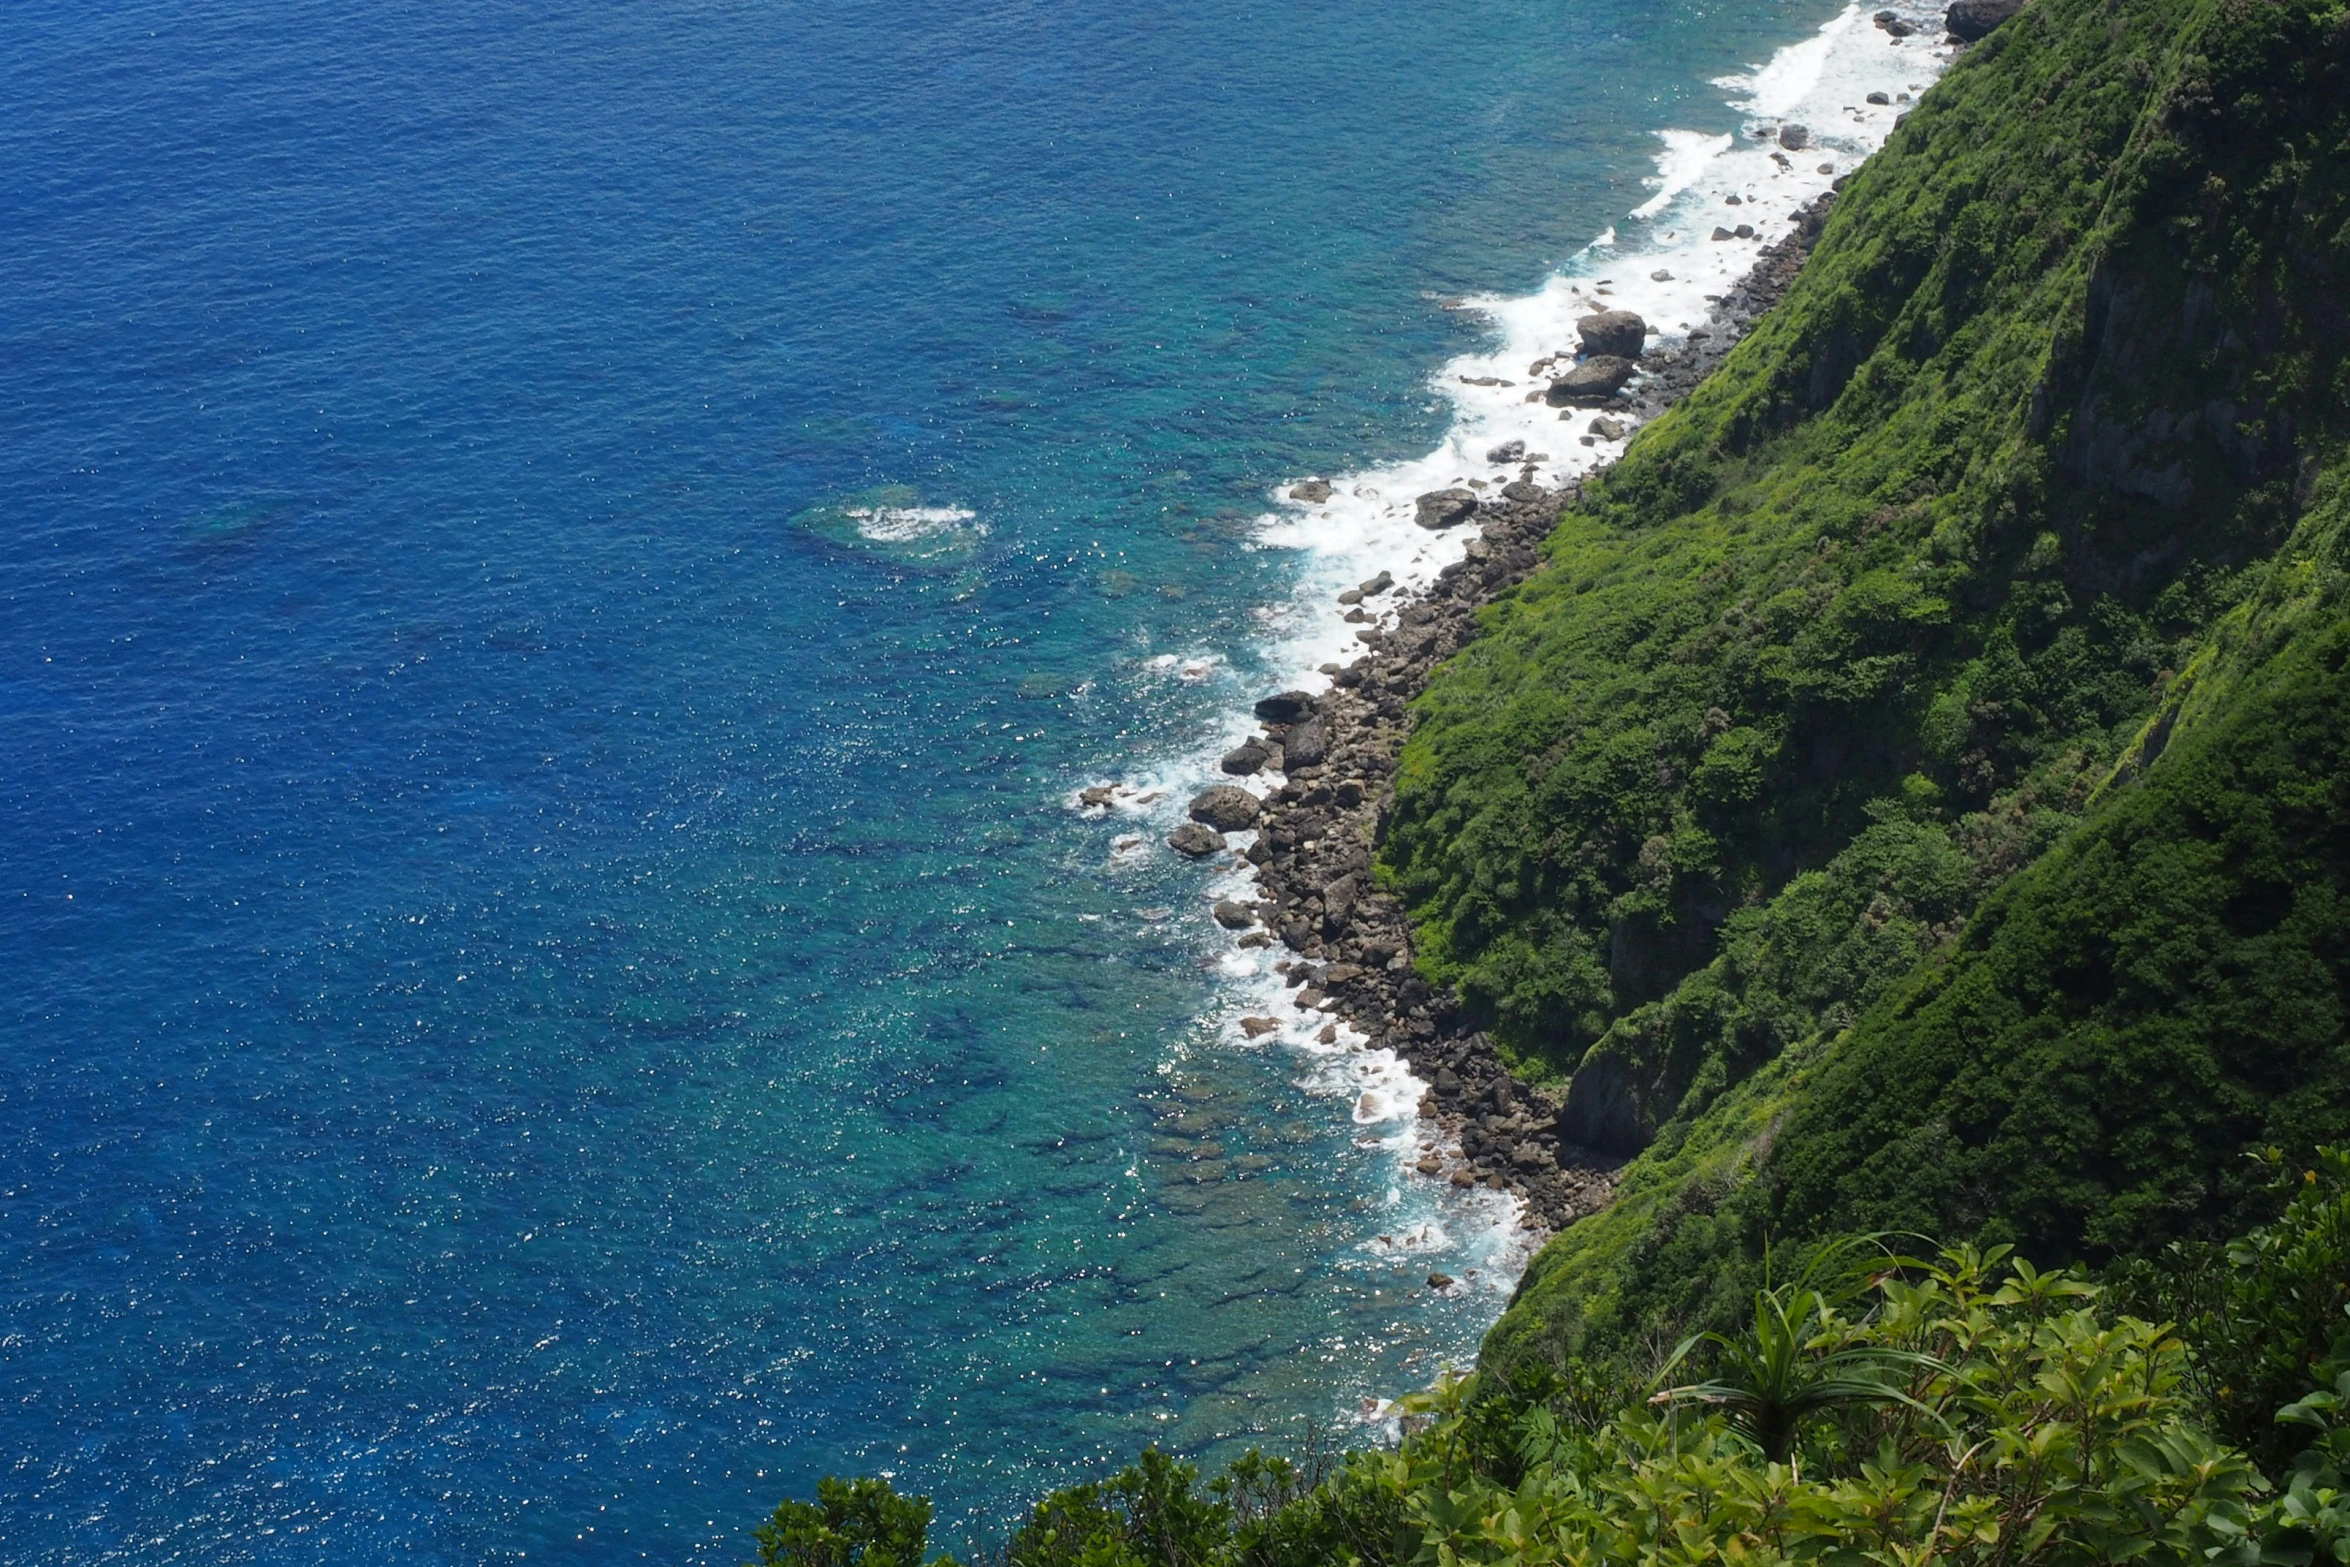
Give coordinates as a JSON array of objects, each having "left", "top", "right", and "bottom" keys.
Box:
[{"left": 1654, "top": 1283, "right": 1943, "bottom": 1462}]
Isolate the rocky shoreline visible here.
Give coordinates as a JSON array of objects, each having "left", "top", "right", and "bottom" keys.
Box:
[{"left": 1156, "top": 192, "right": 1842, "bottom": 1236}]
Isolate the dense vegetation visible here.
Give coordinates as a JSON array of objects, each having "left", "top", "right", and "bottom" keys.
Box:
[
  {"left": 746, "top": 1158, "right": 2350, "bottom": 1567},
  {"left": 1386, "top": 0, "right": 2349, "bottom": 1101},
  {"left": 1380, "top": 0, "right": 2350, "bottom": 1377}
]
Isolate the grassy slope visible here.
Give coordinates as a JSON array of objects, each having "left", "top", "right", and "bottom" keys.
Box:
[{"left": 1410, "top": 0, "right": 2350, "bottom": 1377}]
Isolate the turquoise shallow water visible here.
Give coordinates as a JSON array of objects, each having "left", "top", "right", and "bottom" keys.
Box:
[{"left": 0, "top": 0, "right": 1858, "bottom": 1559}]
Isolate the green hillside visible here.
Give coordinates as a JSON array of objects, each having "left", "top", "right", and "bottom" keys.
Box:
[{"left": 1373, "top": 0, "right": 2350, "bottom": 1375}]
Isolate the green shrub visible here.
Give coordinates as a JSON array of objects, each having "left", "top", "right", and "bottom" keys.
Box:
[
  {"left": 749, "top": 1475, "right": 947, "bottom": 1567},
  {"left": 747, "top": 1232, "right": 2350, "bottom": 1567}
]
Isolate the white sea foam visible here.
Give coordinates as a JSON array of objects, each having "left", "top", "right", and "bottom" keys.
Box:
[
  {"left": 1632, "top": 130, "right": 1737, "bottom": 219},
  {"left": 844, "top": 503, "right": 983, "bottom": 544},
  {"left": 1077, "top": 0, "right": 1955, "bottom": 1396}
]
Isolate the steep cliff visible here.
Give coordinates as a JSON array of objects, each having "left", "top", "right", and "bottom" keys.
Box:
[{"left": 1377, "top": 0, "right": 2350, "bottom": 1375}]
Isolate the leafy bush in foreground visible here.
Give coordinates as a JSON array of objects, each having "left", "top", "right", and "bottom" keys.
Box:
[{"left": 742, "top": 1165, "right": 2350, "bottom": 1567}]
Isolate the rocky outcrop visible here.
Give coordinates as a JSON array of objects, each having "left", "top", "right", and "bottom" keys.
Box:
[{"left": 1289, "top": 478, "right": 1334, "bottom": 503}]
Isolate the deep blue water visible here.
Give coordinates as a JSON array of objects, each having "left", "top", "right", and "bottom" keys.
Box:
[{"left": 3, "top": 0, "right": 1845, "bottom": 1559}]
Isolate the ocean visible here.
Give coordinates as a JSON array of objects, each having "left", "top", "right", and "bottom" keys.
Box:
[{"left": 0, "top": 0, "right": 1946, "bottom": 1558}]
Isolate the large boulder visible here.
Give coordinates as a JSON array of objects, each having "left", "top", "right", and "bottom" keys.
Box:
[
  {"left": 1187, "top": 786, "right": 1262, "bottom": 832},
  {"left": 1414, "top": 489, "right": 1479, "bottom": 529},
  {"left": 1281, "top": 718, "right": 1329, "bottom": 769},
  {"left": 1166, "top": 823, "right": 1226, "bottom": 858},
  {"left": 1321, "top": 873, "right": 1361, "bottom": 935},
  {"left": 1219, "top": 742, "right": 1267, "bottom": 776},
  {"left": 1945, "top": 0, "right": 2024, "bottom": 39},
  {"left": 1575, "top": 309, "right": 1648, "bottom": 360},
  {"left": 1777, "top": 123, "right": 1811, "bottom": 151},
  {"left": 1288, "top": 478, "right": 1333, "bottom": 503},
  {"left": 1252, "top": 690, "right": 1317, "bottom": 724},
  {"left": 1544, "top": 356, "right": 1637, "bottom": 406}
]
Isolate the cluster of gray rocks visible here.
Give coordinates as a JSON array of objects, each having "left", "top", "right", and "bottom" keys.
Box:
[{"left": 1137, "top": 189, "right": 1850, "bottom": 1234}]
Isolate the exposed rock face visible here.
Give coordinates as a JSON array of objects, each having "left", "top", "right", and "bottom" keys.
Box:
[
  {"left": 1545, "top": 356, "right": 1637, "bottom": 405},
  {"left": 1414, "top": 489, "right": 1479, "bottom": 529},
  {"left": 1288, "top": 478, "right": 1333, "bottom": 503},
  {"left": 1187, "top": 786, "right": 1262, "bottom": 832},
  {"left": 1166, "top": 823, "right": 1225, "bottom": 858},
  {"left": 1576, "top": 309, "right": 1648, "bottom": 359},
  {"left": 1554, "top": 1040, "right": 1675, "bottom": 1156},
  {"left": 1946, "top": 0, "right": 2024, "bottom": 39}
]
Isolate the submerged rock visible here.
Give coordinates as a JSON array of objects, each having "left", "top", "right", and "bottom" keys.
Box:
[{"left": 1289, "top": 477, "right": 1334, "bottom": 503}]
